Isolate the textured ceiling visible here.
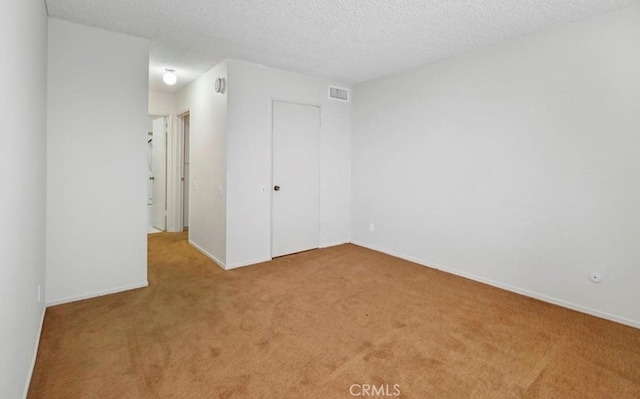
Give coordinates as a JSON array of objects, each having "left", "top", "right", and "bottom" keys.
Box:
[{"left": 46, "top": 0, "right": 639, "bottom": 93}]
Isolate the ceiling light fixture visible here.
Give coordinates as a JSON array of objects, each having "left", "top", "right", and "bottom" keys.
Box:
[{"left": 163, "top": 68, "right": 177, "bottom": 85}]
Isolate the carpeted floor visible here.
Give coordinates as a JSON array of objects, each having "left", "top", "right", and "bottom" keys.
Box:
[{"left": 28, "top": 232, "right": 640, "bottom": 398}]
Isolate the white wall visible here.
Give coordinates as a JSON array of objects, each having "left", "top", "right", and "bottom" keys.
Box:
[
  {"left": 352, "top": 6, "right": 640, "bottom": 327},
  {"left": 46, "top": 20, "right": 149, "bottom": 304},
  {"left": 176, "top": 62, "right": 228, "bottom": 265},
  {"left": 174, "top": 59, "right": 351, "bottom": 269},
  {"left": 149, "top": 89, "right": 176, "bottom": 116},
  {"left": 226, "top": 60, "right": 351, "bottom": 268},
  {"left": 0, "top": 1, "right": 48, "bottom": 397}
]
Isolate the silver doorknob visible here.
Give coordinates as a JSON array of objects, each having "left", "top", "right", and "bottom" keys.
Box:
[{"left": 274, "top": 185, "right": 280, "bottom": 191}]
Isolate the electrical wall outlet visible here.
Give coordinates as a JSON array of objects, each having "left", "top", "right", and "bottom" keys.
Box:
[
  {"left": 37, "top": 284, "right": 41, "bottom": 303},
  {"left": 369, "top": 222, "right": 375, "bottom": 232}
]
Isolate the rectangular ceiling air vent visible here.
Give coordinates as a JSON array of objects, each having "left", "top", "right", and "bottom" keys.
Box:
[{"left": 328, "top": 86, "right": 349, "bottom": 102}]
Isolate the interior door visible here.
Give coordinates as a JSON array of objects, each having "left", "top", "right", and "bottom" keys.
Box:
[
  {"left": 151, "top": 116, "right": 167, "bottom": 231},
  {"left": 272, "top": 101, "right": 320, "bottom": 257}
]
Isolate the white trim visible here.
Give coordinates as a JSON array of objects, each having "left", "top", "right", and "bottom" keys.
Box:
[
  {"left": 149, "top": 113, "right": 173, "bottom": 232},
  {"left": 319, "top": 240, "right": 349, "bottom": 249},
  {"left": 45, "top": 281, "right": 149, "bottom": 307},
  {"left": 270, "top": 98, "right": 322, "bottom": 109},
  {"left": 166, "top": 114, "right": 183, "bottom": 233},
  {"left": 149, "top": 111, "right": 185, "bottom": 233},
  {"left": 226, "top": 257, "right": 273, "bottom": 270},
  {"left": 178, "top": 112, "right": 190, "bottom": 230},
  {"left": 269, "top": 100, "right": 275, "bottom": 259},
  {"left": 189, "top": 240, "right": 226, "bottom": 270},
  {"left": 351, "top": 240, "right": 640, "bottom": 330},
  {"left": 167, "top": 111, "right": 190, "bottom": 232},
  {"left": 22, "top": 305, "right": 46, "bottom": 399}
]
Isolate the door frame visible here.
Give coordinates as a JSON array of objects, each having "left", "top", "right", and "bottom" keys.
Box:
[
  {"left": 148, "top": 109, "right": 189, "bottom": 234},
  {"left": 149, "top": 114, "right": 169, "bottom": 231},
  {"left": 270, "top": 99, "right": 322, "bottom": 258},
  {"left": 165, "top": 110, "right": 190, "bottom": 232},
  {"left": 160, "top": 110, "right": 188, "bottom": 233},
  {"left": 175, "top": 111, "right": 190, "bottom": 231},
  {"left": 180, "top": 112, "right": 190, "bottom": 229}
]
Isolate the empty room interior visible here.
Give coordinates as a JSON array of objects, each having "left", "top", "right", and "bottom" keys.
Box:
[{"left": 3, "top": 0, "right": 640, "bottom": 398}]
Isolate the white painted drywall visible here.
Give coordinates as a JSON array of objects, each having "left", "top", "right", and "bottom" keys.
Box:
[
  {"left": 352, "top": 6, "right": 640, "bottom": 327},
  {"left": 46, "top": 20, "right": 149, "bottom": 304},
  {"left": 0, "top": 1, "right": 47, "bottom": 397},
  {"left": 225, "top": 60, "right": 351, "bottom": 268},
  {"left": 149, "top": 90, "right": 176, "bottom": 116},
  {"left": 175, "top": 62, "right": 228, "bottom": 266}
]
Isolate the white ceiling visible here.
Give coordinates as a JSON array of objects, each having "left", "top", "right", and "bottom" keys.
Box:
[{"left": 45, "top": 0, "right": 639, "bottom": 93}]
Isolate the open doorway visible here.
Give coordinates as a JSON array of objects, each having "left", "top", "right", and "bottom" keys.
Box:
[
  {"left": 148, "top": 115, "right": 168, "bottom": 233},
  {"left": 146, "top": 111, "right": 189, "bottom": 234}
]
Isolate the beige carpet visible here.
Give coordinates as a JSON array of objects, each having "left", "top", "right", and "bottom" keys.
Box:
[{"left": 28, "top": 232, "right": 640, "bottom": 398}]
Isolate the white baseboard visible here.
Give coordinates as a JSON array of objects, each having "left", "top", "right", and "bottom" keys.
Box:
[
  {"left": 189, "top": 240, "right": 226, "bottom": 270},
  {"left": 226, "top": 242, "right": 352, "bottom": 269},
  {"left": 319, "top": 240, "right": 349, "bottom": 249},
  {"left": 46, "top": 281, "right": 149, "bottom": 307},
  {"left": 188, "top": 241, "right": 273, "bottom": 270},
  {"left": 226, "top": 257, "right": 272, "bottom": 270},
  {"left": 226, "top": 241, "right": 352, "bottom": 270},
  {"left": 351, "top": 240, "right": 640, "bottom": 330},
  {"left": 189, "top": 241, "right": 351, "bottom": 271},
  {"left": 23, "top": 305, "right": 46, "bottom": 399}
]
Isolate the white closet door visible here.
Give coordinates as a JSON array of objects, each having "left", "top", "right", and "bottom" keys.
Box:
[{"left": 272, "top": 101, "right": 320, "bottom": 257}]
